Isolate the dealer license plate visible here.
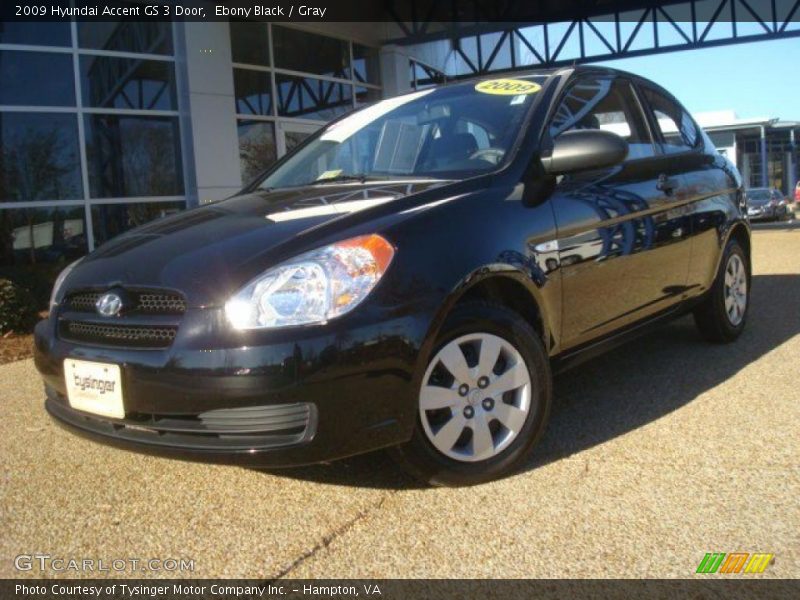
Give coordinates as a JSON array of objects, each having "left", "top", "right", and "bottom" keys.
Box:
[{"left": 64, "top": 359, "right": 124, "bottom": 419}]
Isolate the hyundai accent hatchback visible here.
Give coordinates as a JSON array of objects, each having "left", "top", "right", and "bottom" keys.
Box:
[{"left": 35, "top": 67, "right": 750, "bottom": 485}]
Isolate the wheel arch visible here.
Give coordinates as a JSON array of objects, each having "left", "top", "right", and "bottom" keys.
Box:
[
  {"left": 418, "top": 268, "right": 554, "bottom": 379},
  {"left": 726, "top": 221, "right": 752, "bottom": 271}
]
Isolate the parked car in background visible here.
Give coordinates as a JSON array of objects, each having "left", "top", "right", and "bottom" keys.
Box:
[
  {"left": 794, "top": 181, "right": 800, "bottom": 206},
  {"left": 746, "top": 187, "right": 790, "bottom": 221},
  {"left": 34, "top": 66, "right": 751, "bottom": 485}
]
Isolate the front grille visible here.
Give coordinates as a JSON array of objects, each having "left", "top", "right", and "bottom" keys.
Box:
[
  {"left": 60, "top": 321, "right": 177, "bottom": 349},
  {"left": 137, "top": 293, "right": 186, "bottom": 314},
  {"left": 59, "top": 288, "right": 186, "bottom": 350},
  {"left": 65, "top": 290, "right": 186, "bottom": 315}
]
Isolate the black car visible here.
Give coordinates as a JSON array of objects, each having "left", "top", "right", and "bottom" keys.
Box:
[
  {"left": 34, "top": 67, "right": 750, "bottom": 486},
  {"left": 746, "top": 187, "right": 790, "bottom": 221}
]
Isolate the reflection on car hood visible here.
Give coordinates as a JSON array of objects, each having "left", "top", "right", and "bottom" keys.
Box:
[{"left": 66, "top": 180, "right": 447, "bottom": 306}]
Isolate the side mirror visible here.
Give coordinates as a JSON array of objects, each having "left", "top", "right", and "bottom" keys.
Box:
[{"left": 540, "top": 129, "right": 628, "bottom": 175}]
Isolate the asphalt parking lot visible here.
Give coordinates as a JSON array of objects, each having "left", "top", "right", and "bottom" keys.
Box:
[{"left": 1, "top": 222, "right": 798, "bottom": 579}]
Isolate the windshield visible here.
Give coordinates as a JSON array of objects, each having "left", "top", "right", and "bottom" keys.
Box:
[
  {"left": 256, "top": 77, "right": 547, "bottom": 190},
  {"left": 748, "top": 190, "right": 771, "bottom": 205}
]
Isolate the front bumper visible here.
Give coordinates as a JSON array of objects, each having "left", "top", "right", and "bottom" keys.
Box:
[{"left": 34, "top": 308, "right": 428, "bottom": 467}]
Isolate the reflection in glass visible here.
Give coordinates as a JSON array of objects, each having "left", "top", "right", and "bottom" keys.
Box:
[
  {"left": 284, "top": 130, "right": 312, "bottom": 153},
  {"left": 0, "top": 22, "right": 71, "bottom": 46},
  {"left": 237, "top": 120, "right": 277, "bottom": 184},
  {"left": 641, "top": 87, "right": 700, "bottom": 154},
  {"left": 0, "top": 51, "right": 75, "bottom": 106},
  {"left": 91, "top": 201, "right": 184, "bottom": 246},
  {"left": 234, "top": 69, "right": 273, "bottom": 115},
  {"left": 80, "top": 56, "right": 176, "bottom": 110},
  {"left": 355, "top": 86, "right": 382, "bottom": 107},
  {"left": 85, "top": 115, "right": 184, "bottom": 198},
  {"left": 0, "top": 113, "right": 82, "bottom": 202},
  {"left": 409, "top": 60, "right": 446, "bottom": 90},
  {"left": 276, "top": 75, "right": 353, "bottom": 121},
  {"left": 0, "top": 206, "right": 88, "bottom": 306},
  {"left": 351, "top": 45, "right": 380, "bottom": 85},
  {"left": 230, "top": 21, "right": 270, "bottom": 66},
  {"left": 272, "top": 26, "right": 348, "bottom": 78},
  {"left": 78, "top": 21, "right": 173, "bottom": 55}
]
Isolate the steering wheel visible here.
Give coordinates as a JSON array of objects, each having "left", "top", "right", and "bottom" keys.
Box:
[{"left": 469, "top": 147, "right": 505, "bottom": 165}]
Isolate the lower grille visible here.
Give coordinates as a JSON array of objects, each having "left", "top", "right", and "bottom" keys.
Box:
[
  {"left": 46, "top": 391, "right": 316, "bottom": 451},
  {"left": 59, "top": 320, "right": 177, "bottom": 348}
]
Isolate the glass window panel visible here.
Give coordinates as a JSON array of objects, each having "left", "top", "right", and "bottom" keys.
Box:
[
  {"left": 0, "top": 51, "right": 75, "bottom": 106},
  {"left": 234, "top": 69, "right": 273, "bottom": 115},
  {"left": 549, "top": 78, "right": 655, "bottom": 160},
  {"left": 0, "top": 22, "right": 71, "bottom": 47},
  {"left": 272, "top": 26, "right": 349, "bottom": 78},
  {"left": 0, "top": 113, "right": 83, "bottom": 202},
  {"left": 355, "top": 86, "right": 381, "bottom": 107},
  {"left": 479, "top": 32, "right": 512, "bottom": 71},
  {"left": 0, "top": 206, "right": 88, "bottom": 308},
  {"left": 351, "top": 44, "right": 380, "bottom": 85},
  {"left": 91, "top": 201, "right": 184, "bottom": 246},
  {"left": 642, "top": 87, "right": 699, "bottom": 154},
  {"left": 237, "top": 120, "right": 277, "bottom": 184},
  {"left": 80, "top": 56, "right": 176, "bottom": 110},
  {"left": 84, "top": 115, "right": 184, "bottom": 198},
  {"left": 276, "top": 75, "right": 352, "bottom": 121},
  {"left": 410, "top": 60, "right": 445, "bottom": 90},
  {"left": 78, "top": 21, "right": 173, "bottom": 55},
  {"left": 230, "top": 21, "right": 270, "bottom": 66},
  {"left": 284, "top": 130, "right": 313, "bottom": 154}
]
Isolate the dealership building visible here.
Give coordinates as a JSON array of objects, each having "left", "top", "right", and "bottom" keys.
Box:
[{"left": 1, "top": 19, "right": 798, "bottom": 296}]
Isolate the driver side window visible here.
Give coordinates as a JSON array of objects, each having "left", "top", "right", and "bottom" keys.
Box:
[{"left": 549, "top": 77, "right": 655, "bottom": 160}]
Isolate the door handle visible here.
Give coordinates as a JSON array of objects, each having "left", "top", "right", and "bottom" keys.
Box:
[{"left": 657, "top": 173, "right": 679, "bottom": 195}]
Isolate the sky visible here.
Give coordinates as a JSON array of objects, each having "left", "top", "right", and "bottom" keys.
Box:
[{"left": 595, "top": 37, "right": 800, "bottom": 121}]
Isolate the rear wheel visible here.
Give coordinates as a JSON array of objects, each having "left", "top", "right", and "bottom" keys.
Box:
[
  {"left": 693, "top": 239, "right": 749, "bottom": 343},
  {"left": 391, "top": 301, "right": 552, "bottom": 486}
]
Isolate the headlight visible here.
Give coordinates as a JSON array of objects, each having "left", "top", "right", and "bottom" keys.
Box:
[
  {"left": 225, "top": 234, "right": 395, "bottom": 330},
  {"left": 49, "top": 258, "right": 83, "bottom": 309}
]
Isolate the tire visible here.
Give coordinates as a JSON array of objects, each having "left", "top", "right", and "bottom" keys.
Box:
[
  {"left": 390, "top": 300, "right": 552, "bottom": 486},
  {"left": 693, "top": 238, "right": 749, "bottom": 343}
]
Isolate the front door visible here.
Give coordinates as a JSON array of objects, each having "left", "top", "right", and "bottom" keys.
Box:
[{"left": 546, "top": 76, "right": 692, "bottom": 350}]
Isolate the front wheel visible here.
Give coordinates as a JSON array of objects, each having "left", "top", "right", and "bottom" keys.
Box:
[
  {"left": 693, "top": 239, "right": 749, "bottom": 343},
  {"left": 390, "top": 301, "right": 552, "bottom": 486}
]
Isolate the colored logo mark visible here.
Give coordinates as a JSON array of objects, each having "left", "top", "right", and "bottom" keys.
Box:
[{"left": 696, "top": 552, "right": 774, "bottom": 574}]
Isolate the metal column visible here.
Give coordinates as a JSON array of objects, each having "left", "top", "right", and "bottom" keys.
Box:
[
  {"left": 760, "top": 126, "right": 768, "bottom": 188},
  {"left": 788, "top": 129, "right": 797, "bottom": 198}
]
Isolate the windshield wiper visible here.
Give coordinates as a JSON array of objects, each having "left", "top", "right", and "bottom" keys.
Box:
[{"left": 313, "top": 173, "right": 375, "bottom": 185}]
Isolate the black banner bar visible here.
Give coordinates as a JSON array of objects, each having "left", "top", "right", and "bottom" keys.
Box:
[
  {"left": 3, "top": 579, "right": 799, "bottom": 600},
  {"left": 3, "top": 0, "right": 800, "bottom": 22}
]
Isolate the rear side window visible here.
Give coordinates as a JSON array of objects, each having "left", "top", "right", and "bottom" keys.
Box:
[
  {"left": 641, "top": 86, "right": 699, "bottom": 154},
  {"left": 549, "top": 77, "right": 655, "bottom": 160}
]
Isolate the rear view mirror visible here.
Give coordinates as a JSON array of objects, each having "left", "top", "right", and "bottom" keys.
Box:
[{"left": 540, "top": 129, "right": 628, "bottom": 175}]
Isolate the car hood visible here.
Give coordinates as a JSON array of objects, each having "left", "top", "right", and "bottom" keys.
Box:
[{"left": 66, "top": 180, "right": 447, "bottom": 307}]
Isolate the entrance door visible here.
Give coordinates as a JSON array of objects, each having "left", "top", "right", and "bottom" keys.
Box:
[{"left": 277, "top": 121, "right": 321, "bottom": 157}]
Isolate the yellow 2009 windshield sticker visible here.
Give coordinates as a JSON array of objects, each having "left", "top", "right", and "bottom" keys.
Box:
[{"left": 474, "top": 79, "right": 541, "bottom": 95}]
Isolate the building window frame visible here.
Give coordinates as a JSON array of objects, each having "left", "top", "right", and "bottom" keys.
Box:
[
  {"left": 230, "top": 23, "right": 383, "bottom": 183},
  {"left": 0, "top": 20, "right": 189, "bottom": 254}
]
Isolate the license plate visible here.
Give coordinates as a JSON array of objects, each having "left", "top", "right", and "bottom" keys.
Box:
[{"left": 64, "top": 359, "right": 124, "bottom": 419}]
